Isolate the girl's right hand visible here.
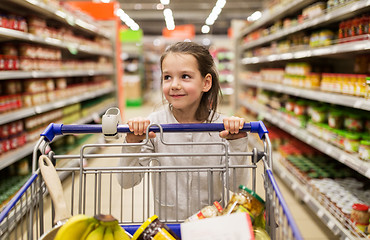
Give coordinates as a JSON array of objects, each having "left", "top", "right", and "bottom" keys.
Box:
[{"left": 126, "top": 117, "right": 156, "bottom": 143}]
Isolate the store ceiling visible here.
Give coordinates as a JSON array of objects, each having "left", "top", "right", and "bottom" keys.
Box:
[{"left": 116, "top": 0, "right": 266, "bottom": 36}]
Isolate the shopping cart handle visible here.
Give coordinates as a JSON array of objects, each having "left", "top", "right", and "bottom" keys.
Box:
[{"left": 41, "top": 121, "right": 268, "bottom": 142}]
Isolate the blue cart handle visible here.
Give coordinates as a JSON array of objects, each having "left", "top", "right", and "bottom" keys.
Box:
[{"left": 41, "top": 121, "right": 268, "bottom": 142}]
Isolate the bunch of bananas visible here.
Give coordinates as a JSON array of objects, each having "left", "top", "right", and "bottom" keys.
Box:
[{"left": 54, "top": 214, "right": 131, "bottom": 240}]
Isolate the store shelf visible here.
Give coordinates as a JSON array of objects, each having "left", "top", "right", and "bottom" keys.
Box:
[
  {"left": 241, "top": 80, "right": 370, "bottom": 111},
  {"left": 0, "top": 27, "right": 113, "bottom": 57},
  {"left": 237, "top": 0, "right": 316, "bottom": 39},
  {"left": 241, "top": 39, "right": 370, "bottom": 64},
  {"left": 0, "top": 69, "right": 113, "bottom": 80},
  {"left": 273, "top": 157, "right": 360, "bottom": 240},
  {"left": 0, "top": 101, "right": 115, "bottom": 171},
  {"left": 241, "top": 101, "right": 370, "bottom": 179},
  {"left": 7, "top": 0, "right": 110, "bottom": 38},
  {"left": 0, "top": 86, "right": 115, "bottom": 125},
  {"left": 241, "top": 0, "right": 370, "bottom": 51}
]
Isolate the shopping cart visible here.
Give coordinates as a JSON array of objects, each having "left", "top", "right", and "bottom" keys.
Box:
[{"left": 0, "top": 120, "right": 303, "bottom": 240}]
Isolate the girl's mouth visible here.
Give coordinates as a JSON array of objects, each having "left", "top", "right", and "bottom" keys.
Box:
[{"left": 170, "top": 94, "right": 185, "bottom": 98}]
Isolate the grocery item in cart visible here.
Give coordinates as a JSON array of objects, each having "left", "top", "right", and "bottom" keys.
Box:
[
  {"left": 223, "top": 185, "right": 265, "bottom": 223},
  {"left": 38, "top": 155, "right": 131, "bottom": 240},
  {"left": 132, "top": 215, "right": 180, "bottom": 240},
  {"left": 185, "top": 201, "right": 223, "bottom": 222}
]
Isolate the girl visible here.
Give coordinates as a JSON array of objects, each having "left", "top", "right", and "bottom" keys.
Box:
[{"left": 118, "top": 41, "right": 249, "bottom": 221}]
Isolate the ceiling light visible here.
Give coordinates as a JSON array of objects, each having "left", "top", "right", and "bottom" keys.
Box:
[
  {"left": 116, "top": 8, "right": 140, "bottom": 31},
  {"left": 160, "top": 0, "right": 170, "bottom": 5},
  {"left": 163, "top": 8, "right": 175, "bottom": 30},
  {"left": 201, "top": 25, "right": 210, "bottom": 34},
  {"left": 247, "top": 11, "right": 262, "bottom": 22},
  {"left": 215, "top": 0, "right": 226, "bottom": 8},
  {"left": 100, "top": 0, "right": 110, "bottom": 3},
  {"left": 204, "top": 0, "right": 226, "bottom": 28}
]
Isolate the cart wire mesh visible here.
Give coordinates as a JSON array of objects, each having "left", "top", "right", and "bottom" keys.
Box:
[{"left": 0, "top": 121, "right": 303, "bottom": 240}]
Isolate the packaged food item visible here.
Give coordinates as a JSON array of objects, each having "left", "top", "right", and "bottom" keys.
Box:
[
  {"left": 294, "top": 100, "right": 307, "bottom": 116},
  {"left": 328, "top": 110, "right": 344, "bottom": 129},
  {"left": 132, "top": 215, "right": 180, "bottom": 240},
  {"left": 310, "top": 105, "right": 327, "bottom": 123},
  {"left": 254, "top": 227, "right": 271, "bottom": 240},
  {"left": 185, "top": 201, "right": 223, "bottom": 222},
  {"left": 359, "top": 139, "right": 370, "bottom": 161},
  {"left": 350, "top": 203, "right": 370, "bottom": 233},
  {"left": 222, "top": 185, "right": 265, "bottom": 223},
  {"left": 343, "top": 132, "right": 361, "bottom": 153},
  {"left": 344, "top": 112, "right": 363, "bottom": 132}
]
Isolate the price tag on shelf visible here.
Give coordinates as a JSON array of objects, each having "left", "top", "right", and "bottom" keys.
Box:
[
  {"left": 339, "top": 154, "right": 347, "bottom": 163},
  {"left": 325, "top": 147, "right": 333, "bottom": 155},
  {"left": 317, "top": 210, "right": 324, "bottom": 218},
  {"left": 303, "top": 194, "right": 310, "bottom": 203},
  {"left": 327, "top": 220, "right": 335, "bottom": 230},
  {"left": 66, "top": 15, "right": 76, "bottom": 26},
  {"left": 365, "top": 168, "right": 370, "bottom": 179},
  {"left": 67, "top": 44, "right": 79, "bottom": 55}
]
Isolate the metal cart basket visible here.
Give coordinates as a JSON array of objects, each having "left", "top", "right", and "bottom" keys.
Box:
[{"left": 0, "top": 121, "right": 303, "bottom": 240}]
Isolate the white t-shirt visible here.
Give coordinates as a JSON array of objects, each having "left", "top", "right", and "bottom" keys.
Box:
[{"left": 117, "top": 105, "right": 249, "bottom": 221}]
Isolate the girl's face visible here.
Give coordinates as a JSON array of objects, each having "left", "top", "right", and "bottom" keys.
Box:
[{"left": 161, "top": 53, "right": 212, "bottom": 116}]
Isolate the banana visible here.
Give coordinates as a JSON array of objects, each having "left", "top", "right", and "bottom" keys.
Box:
[
  {"left": 54, "top": 214, "right": 98, "bottom": 240},
  {"left": 103, "top": 225, "right": 114, "bottom": 240},
  {"left": 112, "top": 224, "right": 131, "bottom": 240},
  {"left": 86, "top": 224, "right": 106, "bottom": 240},
  {"left": 94, "top": 214, "right": 131, "bottom": 240}
]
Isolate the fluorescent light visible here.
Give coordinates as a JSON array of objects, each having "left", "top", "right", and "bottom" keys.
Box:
[
  {"left": 216, "top": 0, "right": 226, "bottom": 8},
  {"left": 163, "top": 8, "right": 172, "bottom": 17},
  {"left": 204, "top": 0, "right": 226, "bottom": 27},
  {"left": 247, "top": 11, "right": 261, "bottom": 21},
  {"left": 201, "top": 25, "right": 210, "bottom": 34},
  {"left": 160, "top": 0, "right": 170, "bottom": 5},
  {"left": 100, "top": 0, "right": 110, "bottom": 3},
  {"left": 163, "top": 7, "right": 175, "bottom": 30},
  {"left": 116, "top": 8, "right": 140, "bottom": 31}
]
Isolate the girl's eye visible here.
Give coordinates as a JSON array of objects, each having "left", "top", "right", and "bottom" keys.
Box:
[
  {"left": 163, "top": 75, "right": 171, "bottom": 80},
  {"left": 182, "top": 74, "right": 190, "bottom": 79}
]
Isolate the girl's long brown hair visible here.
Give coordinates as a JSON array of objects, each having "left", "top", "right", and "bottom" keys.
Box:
[{"left": 160, "top": 42, "right": 222, "bottom": 122}]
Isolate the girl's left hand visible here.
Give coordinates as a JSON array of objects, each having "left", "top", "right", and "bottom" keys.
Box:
[{"left": 220, "top": 116, "right": 247, "bottom": 140}]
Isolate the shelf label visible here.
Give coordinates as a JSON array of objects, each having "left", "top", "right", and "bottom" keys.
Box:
[
  {"left": 325, "top": 147, "right": 333, "bottom": 155},
  {"left": 365, "top": 169, "right": 370, "bottom": 179},
  {"left": 31, "top": 71, "right": 39, "bottom": 78},
  {"left": 327, "top": 220, "right": 335, "bottom": 230},
  {"left": 339, "top": 154, "right": 347, "bottom": 163},
  {"left": 317, "top": 210, "right": 324, "bottom": 218},
  {"left": 66, "top": 15, "right": 76, "bottom": 26},
  {"left": 67, "top": 44, "right": 78, "bottom": 55},
  {"left": 353, "top": 100, "right": 363, "bottom": 109}
]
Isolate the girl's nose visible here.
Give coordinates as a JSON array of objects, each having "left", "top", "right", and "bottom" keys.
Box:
[{"left": 171, "top": 78, "right": 181, "bottom": 89}]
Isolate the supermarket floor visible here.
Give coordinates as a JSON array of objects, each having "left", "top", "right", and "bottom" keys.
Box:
[{"left": 54, "top": 100, "right": 338, "bottom": 240}]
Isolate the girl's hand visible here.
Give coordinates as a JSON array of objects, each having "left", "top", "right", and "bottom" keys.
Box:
[
  {"left": 219, "top": 116, "right": 247, "bottom": 140},
  {"left": 126, "top": 117, "right": 156, "bottom": 143}
]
